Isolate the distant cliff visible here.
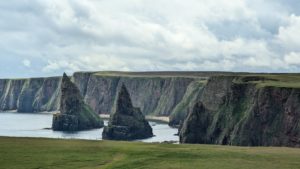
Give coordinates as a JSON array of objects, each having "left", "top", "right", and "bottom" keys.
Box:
[
  {"left": 0, "top": 77, "right": 61, "bottom": 112},
  {"left": 74, "top": 72, "right": 199, "bottom": 116},
  {"left": 180, "top": 75, "right": 300, "bottom": 147},
  {"left": 0, "top": 72, "right": 206, "bottom": 120}
]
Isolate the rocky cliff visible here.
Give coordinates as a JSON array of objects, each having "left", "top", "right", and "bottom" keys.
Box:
[
  {"left": 1, "top": 71, "right": 299, "bottom": 146},
  {"left": 180, "top": 75, "right": 300, "bottom": 147},
  {"left": 80, "top": 74, "right": 196, "bottom": 116},
  {"left": 0, "top": 79, "right": 25, "bottom": 110},
  {"left": 169, "top": 80, "right": 205, "bottom": 126},
  {"left": 0, "top": 77, "right": 61, "bottom": 112},
  {"left": 0, "top": 72, "right": 203, "bottom": 122}
]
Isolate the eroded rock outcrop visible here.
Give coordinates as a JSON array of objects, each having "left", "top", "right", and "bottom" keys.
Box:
[
  {"left": 52, "top": 73, "right": 103, "bottom": 131},
  {"left": 180, "top": 76, "right": 300, "bottom": 147},
  {"left": 102, "top": 84, "right": 153, "bottom": 140}
]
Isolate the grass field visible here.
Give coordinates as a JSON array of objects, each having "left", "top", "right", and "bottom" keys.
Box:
[{"left": 0, "top": 137, "right": 300, "bottom": 169}]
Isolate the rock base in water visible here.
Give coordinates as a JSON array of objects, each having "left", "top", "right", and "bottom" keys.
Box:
[
  {"left": 102, "top": 108, "right": 153, "bottom": 140},
  {"left": 52, "top": 73, "right": 103, "bottom": 131},
  {"left": 102, "top": 84, "right": 153, "bottom": 140},
  {"left": 52, "top": 113, "right": 79, "bottom": 131},
  {"left": 52, "top": 105, "right": 104, "bottom": 131}
]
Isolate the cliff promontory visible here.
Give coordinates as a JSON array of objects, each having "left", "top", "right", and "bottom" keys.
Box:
[{"left": 180, "top": 75, "right": 300, "bottom": 147}]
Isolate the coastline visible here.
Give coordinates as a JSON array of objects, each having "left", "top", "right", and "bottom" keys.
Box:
[
  {"left": 100, "top": 114, "right": 169, "bottom": 124},
  {"left": 0, "top": 111, "right": 170, "bottom": 124}
]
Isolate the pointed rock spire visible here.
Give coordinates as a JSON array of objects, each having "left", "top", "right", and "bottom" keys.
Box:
[
  {"left": 52, "top": 73, "right": 104, "bottom": 131},
  {"left": 102, "top": 84, "right": 153, "bottom": 140},
  {"left": 115, "top": 84, "right": 134, "bottom": 115},
  {"left": 60, "top": 72, "right": 84, "bottom": 115}
]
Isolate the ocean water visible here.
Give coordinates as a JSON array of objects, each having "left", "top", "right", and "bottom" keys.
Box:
[{"left": 0, "top": 112, "right": 178, "bottom": 142}]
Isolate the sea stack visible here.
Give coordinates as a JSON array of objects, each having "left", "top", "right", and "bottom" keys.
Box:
[
  {"left": 102, "top": 84, "right": 153, "bottom": 140},
  {"left": 52, "top": 73, "right": 104, "bottom": 131}
]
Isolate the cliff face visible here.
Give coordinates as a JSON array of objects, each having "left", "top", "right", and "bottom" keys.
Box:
[
  {"left": 0, "top": 72, "right": 199, "bottom": 119},
  {"left": 80, "top": 75, "right": 195, "bottom": 116},
  {"left": 180, "top": 76, "right": 300, "bottom": 147},
  {"left": 0, "top": 79, "right": 25, "bottom": 110},
  {"left": 0, "top": 77, "right": 61, "bottom": 112},
  {"left": 169, "top": 80, "right": 205, "bottom": 126},
  {"left": 18, "top": 77, "right": 61, "bottom": 112},
  {"left": 82, "top": 75, "right": 120, "bottom": 114}
]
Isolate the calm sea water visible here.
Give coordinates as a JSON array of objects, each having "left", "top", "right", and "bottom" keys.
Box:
[{"left": 0, "top": 112, "right": 178, "bottom": 143}]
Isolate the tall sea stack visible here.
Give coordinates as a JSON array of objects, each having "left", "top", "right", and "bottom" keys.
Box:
[
  {"left": 52, "top": 73, "right": 104, "bottom": 131},
  {"left": 102, "top": 84, "right": 153, "bottom": 140}
]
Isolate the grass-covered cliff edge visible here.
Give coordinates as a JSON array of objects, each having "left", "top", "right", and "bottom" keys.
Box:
[
  {"left": 1, "top": 71, "right": 300, "bottom": 128},
  {"left": 1, "top": 137, "right": 300, "bottom": 169}
]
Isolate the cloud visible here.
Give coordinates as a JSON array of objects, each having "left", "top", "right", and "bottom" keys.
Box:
[
  {"left": 42, "top": 60, "right": 79, "bottom": 73},
  {"left": 22, "top": 59, "right": 31, "bottom": 67},
  {"left": 284, "top": 52, "right": 300, "bottom": 65},
  {"left": 0, "top": 0, "right": 300, "bottom": 78},
  {"left": 277, "top": 14, "right": 300, "bottom": 51}
]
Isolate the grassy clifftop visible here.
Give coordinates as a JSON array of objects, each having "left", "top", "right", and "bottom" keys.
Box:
[
  {"left": 0, "top": 137, "right": 300, "bottom": 169},
  {"left": 93, "top": 71, "right": 230, "bottom": 78},
  {"left": 91, "top": 71, "right": 300, "bottom": 88},
  {"left": 233, "top": 74, "right": 300, "bottom": 88}
]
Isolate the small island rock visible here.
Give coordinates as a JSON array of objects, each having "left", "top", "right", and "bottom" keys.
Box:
[
  {"left": 102, "top": 84, "right": 153, "bottom": 140},
  {"left": 52, "top": 73, "right": 104, "bottom": 131}
]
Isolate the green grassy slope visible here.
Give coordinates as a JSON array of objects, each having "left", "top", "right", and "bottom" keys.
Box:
[
  {"left": 1, "top": 137, "right": 299, "bottom": 169},
  {"left": 233, "top": 74, "right": 300, "bottom": 88}
]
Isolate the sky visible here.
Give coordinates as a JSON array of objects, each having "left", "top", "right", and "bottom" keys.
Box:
[{"left": 1, "top": 0, "right": 300, "bottom": 78}]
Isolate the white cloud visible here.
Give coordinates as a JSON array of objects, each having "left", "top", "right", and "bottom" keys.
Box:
[
  {"left": 43, "top": 60, "right": 80, "bottom": 74},
  {"left": 0, "top": 0, "right": 300, "bottom": 78},
  {"left": 284, "top": 52, "right": 300, "bottom": 65},
  {"left": 22, "top": 59, "right": 31, "bottom": 67},
  {"left": 277, "top": 15, "right": 300, "bottom": 51}
]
